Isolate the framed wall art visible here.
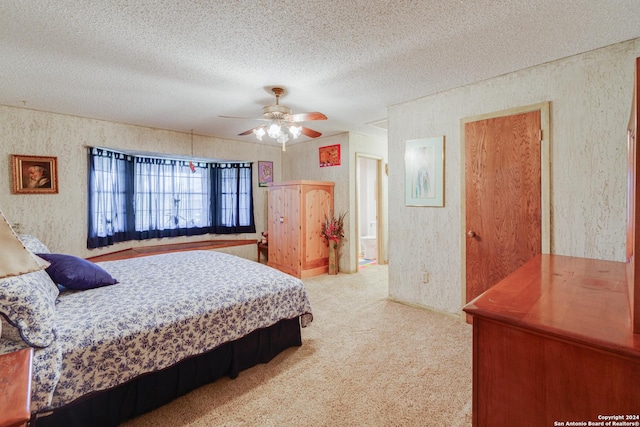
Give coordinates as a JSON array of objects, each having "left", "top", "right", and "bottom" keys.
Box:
[
  {"left": 11, "top": 154, "right": 58, "bottom": 194},
  {"left": 258, "top": 161, "right": 273, "bottom": 187},
  {"left": 405, "top": 136, "right": 444, "bottom": 207},
  {"left": 319, "top": 144, "right": 341, "bottom": 167}
]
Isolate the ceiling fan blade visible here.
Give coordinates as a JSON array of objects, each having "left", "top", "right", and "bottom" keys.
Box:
[
  {"left": 238, "top": 126, "right": 264, "bottom": 136},
  {"left": 287, "top": 112, "right": 327, "bottom": 122},
  {"left": 220, "top": 115, "right": 270, "bottom": 121},
  {"left": 300, "top": 126, "right": 322, "bottom": 138}
]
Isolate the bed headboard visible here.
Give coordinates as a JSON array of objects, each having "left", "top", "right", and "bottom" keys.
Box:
[{"left": 627, "top": 57, "right": 639, "bottom": 334}]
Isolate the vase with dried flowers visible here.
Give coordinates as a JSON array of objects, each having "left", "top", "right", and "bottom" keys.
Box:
[{"left": 321, "top": 211, "right": 347, "bottom": 275}]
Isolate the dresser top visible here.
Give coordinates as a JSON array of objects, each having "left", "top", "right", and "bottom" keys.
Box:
[{"left": 464, "top": 254, "right": 640, "bottom": 359}]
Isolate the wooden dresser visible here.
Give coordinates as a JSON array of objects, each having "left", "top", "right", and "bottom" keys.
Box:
[
  {"left": 463, "top": 255, "right": 640, "bottom": 426},
  {"left": 0, "top": 348, "right": 33, "bottom": 427}
]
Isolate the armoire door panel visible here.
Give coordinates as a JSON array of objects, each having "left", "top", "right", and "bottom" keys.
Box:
[{"left": 303, "top": 188, "right": 331, "bottom": 267}]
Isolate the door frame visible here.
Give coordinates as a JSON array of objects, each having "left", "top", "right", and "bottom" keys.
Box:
[
  {"left": 355, "top": 152, "right": 384, "bottom": 271},
  {"left": 459, "top": 102, "right": 551, "bottom": 314}
]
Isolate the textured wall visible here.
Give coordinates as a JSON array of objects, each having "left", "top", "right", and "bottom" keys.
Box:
[
  {"left": 283, "top": 132, "right": 388, "bottom": 273},
  {"left": 0, "top": 106, "right": 282, "bottom": 257},
  {"left": 388, "top": 39, "right": 640, "bottom": 315}
]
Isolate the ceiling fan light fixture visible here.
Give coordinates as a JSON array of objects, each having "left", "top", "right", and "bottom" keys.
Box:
[
  {"left": 253, "top": 127, "right": 266, "bottom": 140},
  {"left": 289, "top": 125, "right": 302, "bottom": 139},
  {"left": 225, "top": 87, "right": 326, "bottom": 150},
  {"left": 267, "top": 122, "right": 282, "bottom": 138}
]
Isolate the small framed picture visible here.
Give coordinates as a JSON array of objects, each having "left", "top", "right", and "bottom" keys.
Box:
[
  {"left": 319, "top": 144, "right": 341, "bottom": 167},
  {"left": 258, "top": 161, "right": 273, "bottom": 187},
  {"left": 405, "top": 137, "right": 444, "bottom": 207},
  {"left": 11, "top": 155, "right": 59, "bottom": 194}
]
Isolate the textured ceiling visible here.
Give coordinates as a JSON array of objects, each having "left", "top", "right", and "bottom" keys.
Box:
[{"left": 1, "top": 1, "right": 640, "bottom": 146}]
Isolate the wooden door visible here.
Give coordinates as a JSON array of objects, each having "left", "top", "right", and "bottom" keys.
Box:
[
  {"left": 268, "top": 184, "right": 300, "bottom": 276},
  {"left": 267, "top": 186, "right": 284, "bottom": 267},
  {"left": 627, "top": 57, "right": 640, "bottom": 333},
  {"left": 465, "top": 110, "right": 542, "bottom": 304},
  {"left": 282, "top": 185, "right": 301, "bottom": 275},
  {"left": 302, "top": 187, "right": 332, "bottom": 270}
]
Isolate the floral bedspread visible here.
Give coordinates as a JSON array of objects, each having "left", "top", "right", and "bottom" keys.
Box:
[{"left": 0, "top": 250, "right": 313, "bottom": 413}]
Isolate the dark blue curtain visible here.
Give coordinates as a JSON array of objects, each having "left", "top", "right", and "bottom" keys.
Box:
[
  {"left": 210, "top": 163, "right": 256, "bottom": 234},
  {"left": 87, "top": 148, "right": 136, "bottom": 248}
]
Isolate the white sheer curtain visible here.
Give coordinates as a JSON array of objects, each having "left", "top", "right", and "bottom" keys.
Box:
[
  {"left": 87, "top": 148, "right": 134, "bottom": 248},
  {"left": 211, "top": 163, "right": 255, "bottom": 233},
  {"left": 134, "top": 157, "right": 210, "bottom": 232}
]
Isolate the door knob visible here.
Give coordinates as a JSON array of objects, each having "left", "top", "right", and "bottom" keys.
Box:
[{"left": 467, "top": 230, "right": 476, "bottom": 238}]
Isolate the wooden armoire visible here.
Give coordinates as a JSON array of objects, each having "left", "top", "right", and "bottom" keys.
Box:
[{"left": 267, "top": 180, "right": 334, "bottom": 278}]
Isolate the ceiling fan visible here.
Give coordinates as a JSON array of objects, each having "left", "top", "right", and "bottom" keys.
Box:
[{"left": 220, "top": 87, "right": 327, "bottom": 151}]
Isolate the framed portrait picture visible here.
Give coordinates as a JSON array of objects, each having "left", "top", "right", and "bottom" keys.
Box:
[
  {"left": 11, "top": 155, "right": 58, "bottom": 194},
  {"left": 319, "top": 144, "right": 341, "bottom": 167},
  {"left": 405, "top": 137, "right": 444, "bottom": 207},
  {"left": 258, "top": 161, "right": 274, "bottom": 187}
]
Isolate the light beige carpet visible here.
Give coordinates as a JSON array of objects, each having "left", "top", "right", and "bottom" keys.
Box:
[{"left": 122, "top": 265, "right": 473, "bottom": 426}]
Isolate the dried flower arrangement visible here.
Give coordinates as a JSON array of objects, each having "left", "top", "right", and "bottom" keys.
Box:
[{"left": 321, "top": 211, "right": 347, "bottom": 247}]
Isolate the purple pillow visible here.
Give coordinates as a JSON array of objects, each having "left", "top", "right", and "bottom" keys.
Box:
[{"left": 37, "top": 253, "right": 118, "bottom": 290}]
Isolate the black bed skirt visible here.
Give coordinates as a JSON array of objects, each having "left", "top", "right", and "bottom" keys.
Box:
[{"left": 31, "top": 317, "right": 302, "bottom": 427}]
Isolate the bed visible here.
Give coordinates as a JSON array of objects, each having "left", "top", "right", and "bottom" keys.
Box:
[{"left": 0, "top": 235, "right": 313, "bottom": 427}]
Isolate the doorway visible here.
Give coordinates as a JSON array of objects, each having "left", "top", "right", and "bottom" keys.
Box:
[
  {"left": 356, "top": 154, "right": 382, "bottom": 270},
  {"left": 461, "top": 103, "right": 550, "bottom": 311}
]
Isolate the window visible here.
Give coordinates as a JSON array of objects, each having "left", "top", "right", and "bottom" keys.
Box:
[
  {"left": 87, "top": 148, "right": 255, "bottom": 248},
  {"left": 134, "top": 157, "right": 211, "bottom": 235},
  {"left": 211, "top": 163, "right": 255, "bottom": 233},
  {"left": 87, "top": 149, "right": 135, "bottom": 248}
]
